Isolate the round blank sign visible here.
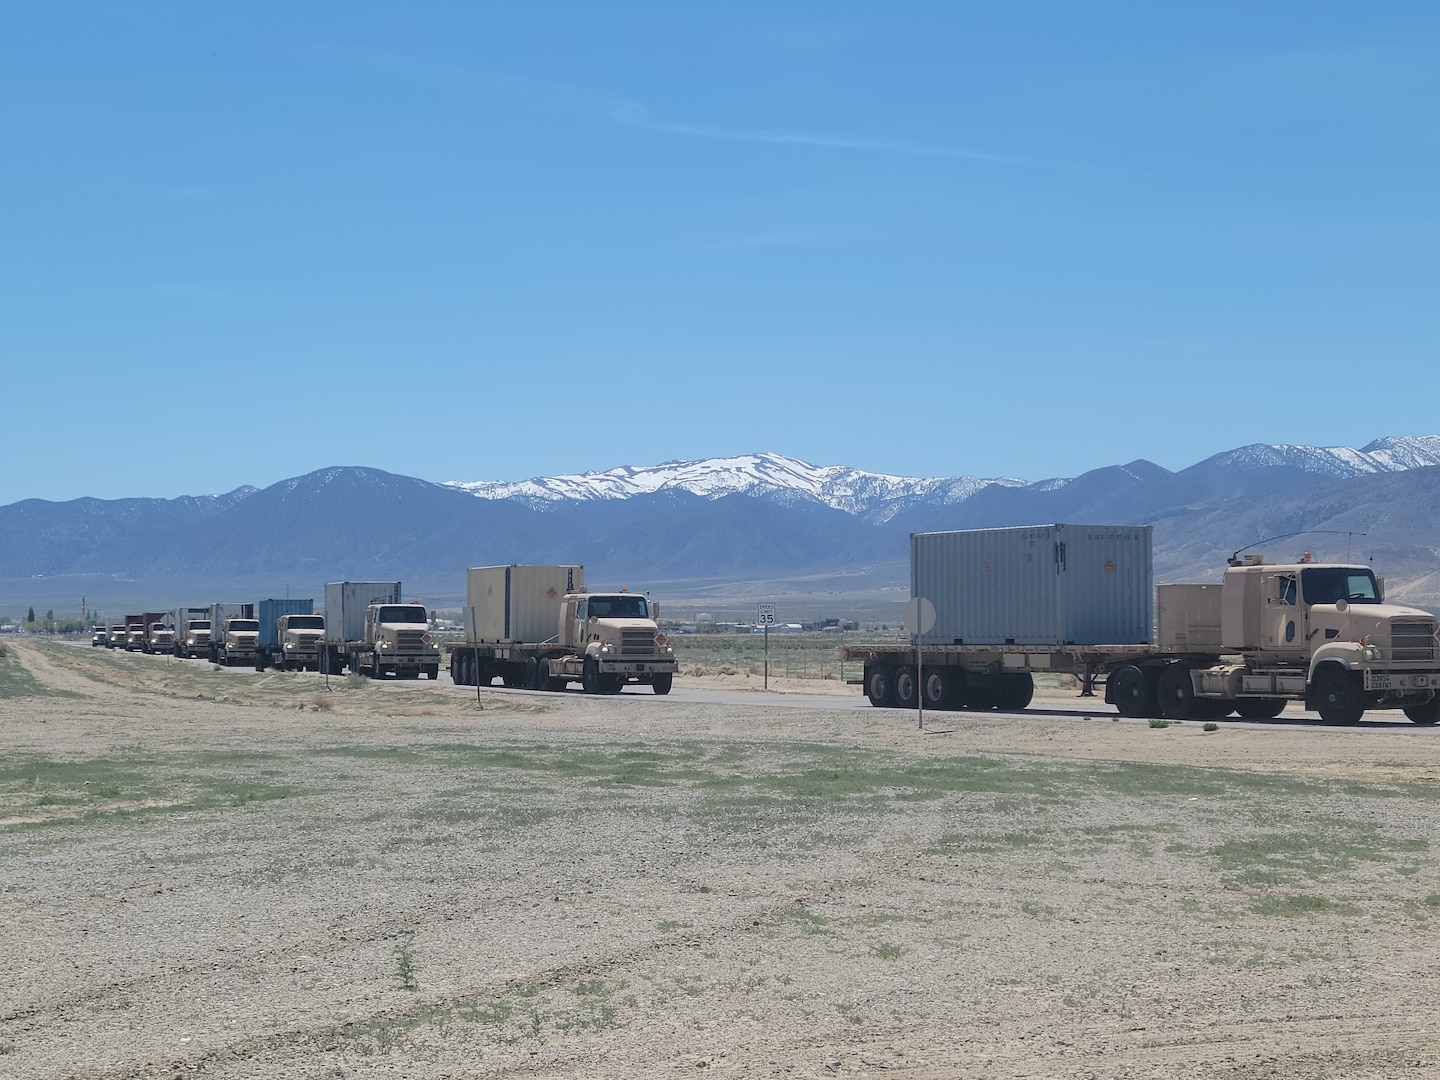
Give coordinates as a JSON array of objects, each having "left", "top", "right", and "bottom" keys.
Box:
[{"left": 901, "top": 597, "right": 936, "bottom": 636}]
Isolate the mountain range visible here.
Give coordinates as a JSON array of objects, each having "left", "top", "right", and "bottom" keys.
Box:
[{"left": 2, "top": 437, "right": 1439, "bottom": 614}]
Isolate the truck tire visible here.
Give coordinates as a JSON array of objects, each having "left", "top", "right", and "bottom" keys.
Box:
[
  {"left": 864, "top": 666, "right": 894, "bottom": 708},
  {"left": 1404, "top": 696, "right": 1440, "bottom": 725},
  {"left": 539, "top": 658, "right": 565, "bottom": 692},
  {"left": 425, "top": 666, "right": 439, "bottom": 681},
  {"left": 1235, "top": 699, "right": 1286, "bottom": 719},
  {"left": 996, "top": 673, "right": 1034, "bottom": 711},
  {"left": 582, "top": 656, "right": 602, "bottom": 694},
  {"left": 1111, "top": 665, "right": 1157, "bottom": 718},
  {"left": 524, "top": 657, "right": 541, "bottom": 690},
  {"left": 1313, "top": 666, "right": 1364, "bottom": 725},
  {"left": 1157, "top": 664, "right": 1196, "bottom": 720},
  {"left": 893, "top": 666, "right": 918, "bottom": 709},
  {"left": 371, "top": 654, "right": 383, "bottom": 680},
  {"left": 651, "top": 672, "right": 673, "bottom": 696},
  {"left": 921, "top": 668, "right": 952, "bottom": 709}
]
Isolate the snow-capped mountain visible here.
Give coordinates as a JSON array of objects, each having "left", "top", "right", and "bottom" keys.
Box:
[
  {"left": 1189, "top": 436, "right": 1440, "bottom": 477},
  {"left": 445, "top": 439, "right": 1440, "bottom": 519},
  {"left": 445, "top": 452, "right": 1026, "bottom": 519}
]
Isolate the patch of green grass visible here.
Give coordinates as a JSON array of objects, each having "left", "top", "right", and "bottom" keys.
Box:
[
  {"left": 1148, "top": 718, "right": 1171, "bottom": 729},
  {"left": 0, "top": 646, "right": 79, "bottom": 698},
  {"left": 0, "top": 752, "right": 311, "bottom": 832},
  {"left": 1210, "top": 821, "right": 1427, "bottom": 887},
  {"left": 871, "top": 942, "right": 906, "bottom": 960},
  {"left": 1250, "top": 894, "right": 1362, "bottom": 918}
]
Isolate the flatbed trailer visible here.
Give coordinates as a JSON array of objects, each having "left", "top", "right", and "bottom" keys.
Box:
[
  {"left": 448, "top": 640, "right": 675, "bottom": 694},
  {"left": 841, "top": 642, "right": 1199, "bottom": 711}
]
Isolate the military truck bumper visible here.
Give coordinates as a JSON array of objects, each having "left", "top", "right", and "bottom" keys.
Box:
[
  {"left": 1364, "top": 669, "right": 1440, "bottom": 693},
  {"left": 598, "top": 659, "right": 679, "bottom": 676}
]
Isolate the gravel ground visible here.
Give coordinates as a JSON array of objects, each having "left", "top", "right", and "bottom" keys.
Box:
[{"left": 3, "top": 640, "right": 1440, "bottom": 1079}]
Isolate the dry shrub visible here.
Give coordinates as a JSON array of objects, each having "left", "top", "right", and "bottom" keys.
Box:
[
  {"left": 717, "top": 665, "right": 739, "bottom": 676},
  {"left": 686, "top": 665, "right": 709, "bottom": 677},
  {"left": 311, "top": 693, "right": 336, "bottom": 712}
]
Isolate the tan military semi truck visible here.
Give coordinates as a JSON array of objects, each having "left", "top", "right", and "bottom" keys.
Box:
[
  {"left": 843, "top": 525, "right": 1440, "bottom": 725},
  {"left": 318, "top": 581, "right": 441, "bottom": 679},
  {"left": 448, "top": 564, "right": 678, "bottom": 695}
]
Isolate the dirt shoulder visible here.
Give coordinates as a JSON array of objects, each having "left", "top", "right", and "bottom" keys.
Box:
[{"left": 3, "top": 640, "right": 1439, "bottom": 1079}]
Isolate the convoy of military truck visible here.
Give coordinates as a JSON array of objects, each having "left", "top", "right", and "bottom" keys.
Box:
[{"left": 83, "top": 527, "right": 1440, "bottom": 722}]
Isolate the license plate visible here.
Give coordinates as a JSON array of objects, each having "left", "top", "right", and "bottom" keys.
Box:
[{"left": 1367, "top": 672, "right": 1393, "bottom": 691}]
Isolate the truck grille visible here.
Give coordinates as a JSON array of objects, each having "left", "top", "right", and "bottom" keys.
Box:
[
  {"left": 620, "top": 629, "right": 656, "bottom": 656},
  {"left": 396, "top": 630, "right": 427, "bottom": 651},
  {"left": 1391, "top": 619, "right": 1438, "bottom": 662}
]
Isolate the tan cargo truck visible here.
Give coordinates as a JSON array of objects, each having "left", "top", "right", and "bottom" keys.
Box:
[
  {"left": 318, "top": 582, "right": 440, "bottom": 679},
  {"left": 449, "top": 564, "right": 677, "bottom": 695},
  {"left": 845, "top": 530, "right": 1440, "bottom": 725}
]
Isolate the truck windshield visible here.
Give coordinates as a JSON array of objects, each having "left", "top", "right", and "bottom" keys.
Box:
[
  {"left": 376, "top": 606, "right": 428, "bottom": 624},
  {"left": 190, "top": 621, "right": 210, "bottom": 631},
  {"left": 1301, "top": 567, "right": 1381, "bottom": 605},
  {"left": 587, "top": 595, "right": 650, "bottom": 619},
  {"left": 287, "top": 616, "right": 324, "bottom": 630},
  {"left": 228, "top": 620, "right": 261, "bottom": 632}
]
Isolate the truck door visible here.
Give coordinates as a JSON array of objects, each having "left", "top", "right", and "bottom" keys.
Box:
[{"left": 1262, "top": 572, "right": 1301, "bottom": 652}]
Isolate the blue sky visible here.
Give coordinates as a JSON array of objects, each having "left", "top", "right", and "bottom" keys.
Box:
[{"left": 3, "top": 2, "right": 1438, "bottom": 505}]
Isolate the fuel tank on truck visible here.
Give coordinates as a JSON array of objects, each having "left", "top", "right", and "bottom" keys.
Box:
[{"left": 912, "top": 524, "right": 1154, "bottom": 647}]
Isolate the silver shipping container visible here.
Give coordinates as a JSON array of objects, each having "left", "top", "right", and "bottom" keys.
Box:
[
  {"left": 913, "top": 524, "right": 1153, "bottom": 646},
  {"left": 207, "top": 602, "right": 254, "bottom": 634},
  {"left": 173, "top": 606, "right": 208, "bottom": 629},
  {"left": 465, "top": 565, "right": 584, "bottom": 643},
  {"left": 324, "top": 581, "right": 401, "bottom": 644}
]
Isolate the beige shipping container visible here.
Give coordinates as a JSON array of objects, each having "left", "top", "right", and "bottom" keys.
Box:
[
  {"left": 465, "top": 565, "right": 585, "bottom": 644},
  {"left": 1157, "top": 583, "right": 1223, "bottom": 650}
]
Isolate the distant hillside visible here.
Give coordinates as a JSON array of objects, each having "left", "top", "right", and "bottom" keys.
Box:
[{"left": 2, "top": 438, "right": 1438, "bottom": 612}]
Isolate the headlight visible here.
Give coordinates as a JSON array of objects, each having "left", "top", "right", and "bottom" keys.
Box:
[{"left": 1363, "top": 644, "right": 1383, "bottom": 661}]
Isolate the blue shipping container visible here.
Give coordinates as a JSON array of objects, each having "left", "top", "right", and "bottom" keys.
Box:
[{"left": 257, "top": 598, "right": 315, "bottom": 648}]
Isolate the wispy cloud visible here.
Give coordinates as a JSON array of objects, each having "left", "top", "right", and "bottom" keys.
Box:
[{"left": 610, "top": 104, "right": 1075, "bottom": 170}]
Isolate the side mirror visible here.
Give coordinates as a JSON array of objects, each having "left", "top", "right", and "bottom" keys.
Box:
[{"left": 652, "top": 601, "right": 661, "bottom": 619}]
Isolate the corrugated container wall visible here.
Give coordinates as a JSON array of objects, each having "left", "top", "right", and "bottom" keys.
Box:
[
  {"left": 465, "top": 565, "right": 584, "bottom": 643},
  {"left": 257, "top": 598, "right": 315, "bottom": 648},
  {"left": 323, "top": 582, "right": 401, "bottom": 644},
  {"left": 1157, "top": 584, "right": 1223, "bottom": 651},
  {"left": 913, "top": 524, "right": 1153, "bottom": 646}
]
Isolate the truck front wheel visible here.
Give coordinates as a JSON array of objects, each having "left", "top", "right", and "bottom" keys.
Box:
[
  {"left": 582, "top": 656, "right": 602, "bottom": 694},
  {"left": 651, "top": 672, "right": 673, "bottom": 695},
  {"left": 1314, "top": 667, "right": 1364, "bottom": 725},
  {"left": 1403, "top": 695, "right": 1440, "bottom": 726}
]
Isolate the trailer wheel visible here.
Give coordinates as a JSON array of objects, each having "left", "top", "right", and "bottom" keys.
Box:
[
  {"left": 1313, "top": 666, "right": 1364, "bottom": 725},
  {"left": 652, "top": 672, "right": 673, "bottom": 696},
  {"left": 582, "top": 656, "right": 602, "bottom": 694},
  {"left": 921, "top": 668, "right": 952, "bottom": 709},
  {"left": 893, "top": 666, "right": 918, "bottom": 709},
  {"left": 1235, "top": 699, "right": 1286, "bottom": 719},
  {"left": 996, "top": 673, "right": 1034, "bottom": 711},
  {"left": 1111, "top": 665, "right": 1157, "bottom": 718},
  {"left": 1157, "top": 664, "right": 1196, "bottom": 720},
  {"left": 1404, "top": 695, "right": 1440, "bottom": 725},
  {"left": 864, "top": 666, "right": 894, "bottom": 708},
  {"left": 524, "top": 657, "right": 541, "bottom": 690}
]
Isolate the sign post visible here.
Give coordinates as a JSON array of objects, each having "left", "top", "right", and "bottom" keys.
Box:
[
  {"left": 757, "top": 603, "right": 776, "bottom": 690},
  {"left": 901, "top": 596, "right": 937, "bottom": 729}
]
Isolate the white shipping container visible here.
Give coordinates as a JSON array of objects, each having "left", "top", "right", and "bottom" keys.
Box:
[
  {"left": 913, "top": 524, "right": 1153, "bottom": 646},
  {"left": 324, "top": 581, "right": 401, "bottom": 644},
  {"left": 465, "top": 565, "right": 584, "bottom": 643}
]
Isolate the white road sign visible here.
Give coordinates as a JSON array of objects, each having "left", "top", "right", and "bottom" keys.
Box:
[{"left": 757, "top": 603, "right": 776, "bottom": 625}]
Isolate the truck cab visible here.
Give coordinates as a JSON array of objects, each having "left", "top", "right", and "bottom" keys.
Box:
[
  {"left": 144, "top": 622, "right": 177, "bottom": 654},
  {"left": 219, "top": 618, "right": 261, "bottom": 667},
  {"left": 90, "top": 626, "right": 108, "bottom": 647},
  {"left": 363, "top": 603, "right": 440, "bottom": 679},
  {"left": 108, "top": 624, "right": 126, "bottom": 649},
  {"left": 1186, "top": 556, "right": 1440, "bottom": 724},
  {"left": 561, "top": 591, "right": 676, "bottom": 694},
  {"left": 180, "top": 620, "right": 211, "bottom": 659},
  {"left": 125, "top": 624, "right": 146, "bottom": 651},
  {"left": 276, "top": 613, "right": 325, "bottom": 671}
]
